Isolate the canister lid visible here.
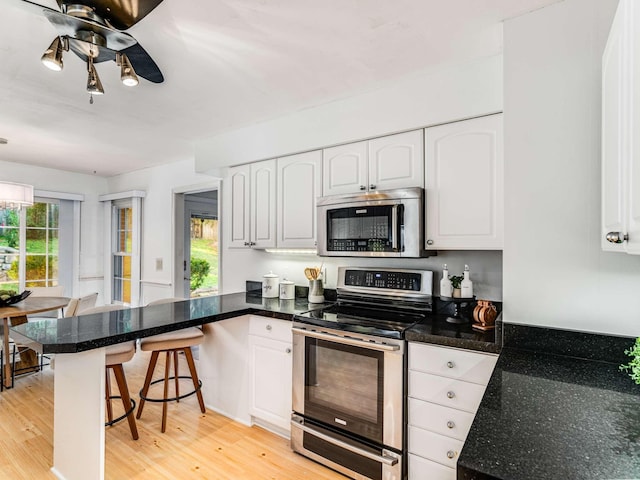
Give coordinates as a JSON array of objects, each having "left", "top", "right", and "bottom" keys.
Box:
[{"left": 263, "top": 271, "right": 278, "bottom": 278}]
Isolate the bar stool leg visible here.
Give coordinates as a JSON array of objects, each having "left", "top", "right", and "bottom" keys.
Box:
[
  {"left": 184, "top": 347, "right": 206, "bottom": 413},
  {"left": 112, "top": 364, "right": 139, "bottom": 440},
  {"left": 174, "top": 350, "right": 180, "bottom": 402},
  {"left": 105, "top": 370, "right": 114, "bottom": 424},
  {"left": 137, "top": 350, "right": 160, "bottom": 419},
  {"left": 162, "top": 351, "right": 171, "bottom": 433}
]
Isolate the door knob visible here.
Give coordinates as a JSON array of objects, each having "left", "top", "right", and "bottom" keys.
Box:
[{"left": 606, "top": 232, "right": 628, "bottom": 244}]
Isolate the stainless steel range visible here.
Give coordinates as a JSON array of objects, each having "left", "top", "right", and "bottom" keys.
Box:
[{"left": 291, "top": 266, "right": 433, "bottom": 480}]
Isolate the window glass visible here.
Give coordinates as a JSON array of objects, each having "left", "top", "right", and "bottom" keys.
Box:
[
  {"left": 112, "top": 204, "right": 133, "bottom": 304},
  {"left": 0, "top": 209, "right": 20, "bottom": 294}
]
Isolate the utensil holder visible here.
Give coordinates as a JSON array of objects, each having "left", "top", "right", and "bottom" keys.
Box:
[{"left": 308, "top": 279, "right": 324, "bottom": 303}]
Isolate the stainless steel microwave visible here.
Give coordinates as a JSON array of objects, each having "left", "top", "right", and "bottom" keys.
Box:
[{"left": 316, "top": 187, "right": 427, "bottom": 257}]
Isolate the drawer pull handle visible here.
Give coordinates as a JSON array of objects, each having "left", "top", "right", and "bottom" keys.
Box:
[
  {"left": 447, "top": 450, "right": 455, "bottom": 459},
  {"left": 447, "top": 421, "right": 455, "bottom": 429},
  {"left": 266, "top": 325, "right": 272, "bottom": 331},
  {"left": 447, "top": 391, "right": 455, "bottom": 399},
  {"left": 446, "top": 361, "right": 455, "bottom": 368}
]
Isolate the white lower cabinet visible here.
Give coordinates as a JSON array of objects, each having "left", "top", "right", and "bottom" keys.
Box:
[
  {"left": 248, "top": 316, "right": 292, "bottom": 434},
  {"left": 408, "top": 342, "right": 498, "bottom": 480}
]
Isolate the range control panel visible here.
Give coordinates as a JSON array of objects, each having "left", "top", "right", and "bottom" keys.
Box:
[{"left": 343, "top": 269, "right": 423, "bottom": 291}]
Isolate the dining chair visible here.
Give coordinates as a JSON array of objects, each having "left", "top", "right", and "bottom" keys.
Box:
[
  {"left": 67, "top": 292, "right": 99, "bottom": 317},
  {"left": 136, "top": 297, "right": 206, "bottom": 433},
  {"left": 79, "top": 305, "right": 139, "bottom": 440}
]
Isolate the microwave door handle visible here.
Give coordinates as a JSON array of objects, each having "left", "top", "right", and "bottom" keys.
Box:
[{"left": 391, "top": 204, "right": 398, "bottom": 251}]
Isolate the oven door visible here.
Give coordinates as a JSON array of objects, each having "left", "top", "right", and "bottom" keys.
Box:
[{"left": 292, "top": 326, "right": 404, "bottom": 450}]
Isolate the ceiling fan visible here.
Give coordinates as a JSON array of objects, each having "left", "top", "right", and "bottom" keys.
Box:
[{"left": 22, "top": 0, "right": 165, "bottom": 101}]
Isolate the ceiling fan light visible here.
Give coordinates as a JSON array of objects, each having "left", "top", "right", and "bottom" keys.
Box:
[
  {"left": 41, "top": 37, "right": 64, "bottom": 71},
  {"left": 119, "top": 54, "right": 139, "bottom": 87},
  {"left": 86, "top": 59, "right": 104, "bottom": 95}
]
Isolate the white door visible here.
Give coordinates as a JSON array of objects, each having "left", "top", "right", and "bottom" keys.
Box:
[
  {"left": 601, "top": 0, "right": 628, "bottom": 253},
  {"left": 227, "top": 165, "right": 251, "bottom": 248},
  {"left": 322, "top": 141, "right": 368, "bottom": 196},
  {"left": 368, "top": 130, "right": 424, "bottom": 191},
  {"left": 250, "top": 159, "right": 277, "bottom": 249},
  {"left": 277, "top": 151, "right": 322, "bottom": 248},
  {"left": 424, "top": 114, "right": 504, "bottom": 250}
]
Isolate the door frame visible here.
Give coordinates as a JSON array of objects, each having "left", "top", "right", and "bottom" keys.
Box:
[{"left": 172, "top": 180, "right": 221, "bottom": 299}]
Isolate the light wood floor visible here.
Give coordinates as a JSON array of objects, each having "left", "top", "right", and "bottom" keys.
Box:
[{"left": 0, "top": 349, "right": 347, "bottom": 479}]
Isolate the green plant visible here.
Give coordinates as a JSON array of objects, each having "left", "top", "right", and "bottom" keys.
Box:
[
  {"left": 449, "top": 275, "right": 464, "bottom": 289},
  {"left": 620, "top": 337, "right": 640, "bottom": 384},
  {"left": 190, "top": 258, "right": 210, "bottom": 291}
]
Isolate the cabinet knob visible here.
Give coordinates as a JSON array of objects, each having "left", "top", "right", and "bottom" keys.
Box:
[
  {"left": 447, "top": 391, "right": 455, "bottom": 399},
  {"left": 447, "top": 450, "right": 455, "bottom": 459},
  {"left": 447, "top": 421, "right": 455, "bottom": 429},
  {"left": 286, "top": 347, "right": 292, "bottom": 354},
  {"left": 250, "top": 241, "right": 256, "bottom": 246},
  {"left": 244, "top": 242, "right": 250, "bottom": 246},
  {"left": 426, "top": 239, "right": 434, "bottom": 246},
  {"left": 360, "top": 185, "right": 366, "bottom": 191},
  {"left": 446, "top": 361, "right": 455, "bottom": 369},
  {"left": 369, "top": 184, "right": 376, "bottom": 190},
  {"left": 266, "top": 324, "right": 272, "bottom": 331},
  {"left": 606, "top": 231, "right": 629, "bottom": 244}
]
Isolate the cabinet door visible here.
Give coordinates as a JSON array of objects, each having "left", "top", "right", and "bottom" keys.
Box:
[
  {"left": 602, "top": 0, "right": 628, "bottom": 253},
  {"left": 250, "top": 159, "right": 277, "bottom": 248},
  {"left": 227, "top": 164, "right": 251, "bottom": 248},
  {"left": 322, "top": 141, "right": 368, "bottom": 196},
  {"left": 424, "top": 114, "right": 504, "bottom": 250},
  {"left": 249, "top": 335, "right": 293, "bottom": 432},
  {"left": 368, "top": 130, "right": 424, "bottom": 191},
  {"left": 277, "top": 151, "right": 322, "bottom": 248},
  {"left": 628, "top": 1, "right": 640, "bottom": 254}
]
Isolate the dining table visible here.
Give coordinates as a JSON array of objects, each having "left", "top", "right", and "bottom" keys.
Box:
[{"left": 0, "top": 296, "right": 70, "bottom": 389}]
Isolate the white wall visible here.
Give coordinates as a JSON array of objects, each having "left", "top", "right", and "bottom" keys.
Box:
[
  {"left": 503, "top": 0, "right": 640, "bottom": 336},
  {"left": 106, "top": 159, "right": 220, "bottom": 304},
  {"left": 195, "top": 55, "right": 503, "bottom": 170},
  {"left": 0, "top": 160, "right": 107, "bottom": 298}
]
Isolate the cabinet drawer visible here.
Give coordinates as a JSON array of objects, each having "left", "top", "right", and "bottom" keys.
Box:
[
  {"left": 408, "top": 397, "right": 475, "bottom": 441},
  {"left": 249, "top": 316, "right": 292, "bottom": 342},
  {"left": 408, "top": 453, "right": 456, "bottom": 480},
  {"left": 408, "top": 425, "right": 464, "bottom": 469},
  {"left": 409, "top": 342, "right": 497, "bottom": 385},
  {"left": 408, "top": 370, "right": 487, "bottom": 413}
]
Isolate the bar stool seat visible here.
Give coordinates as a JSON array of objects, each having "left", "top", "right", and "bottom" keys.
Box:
[{"left": 136, "top": 298, "right": 206, "bottom": 433}]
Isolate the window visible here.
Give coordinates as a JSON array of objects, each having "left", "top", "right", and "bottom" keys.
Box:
[
  {"left": 100, "top": 191, "right": 143, "bottom": 306},
  {"left": 0, "top": 200, "right": 60, "bottom": 292}
]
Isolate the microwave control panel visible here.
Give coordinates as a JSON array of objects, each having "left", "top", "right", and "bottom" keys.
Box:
[
  {"left": 328, "top": 239, "right": 395, "bottom": 252},
  {"left": 343, "top": 269, "right": 422, "bottom": 291}
]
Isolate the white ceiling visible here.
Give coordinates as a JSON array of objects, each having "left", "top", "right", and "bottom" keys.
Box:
[{"left": 0, "top": 0, "right": 561, "bottom": 177}]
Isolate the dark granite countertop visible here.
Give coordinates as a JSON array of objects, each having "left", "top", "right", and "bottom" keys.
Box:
[
  {"left": 405, "top": 313, "right": 501, "bottom": 354},
  {"left": 9, "top": 292, "right": 327, "bottom": 354},
  {"left": 457, "top": 346, "right": 640, "bottom": 480}
]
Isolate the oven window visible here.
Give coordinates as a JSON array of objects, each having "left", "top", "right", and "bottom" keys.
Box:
[{"left": 305, "top": 338, "right": 384, "bottom": 444}]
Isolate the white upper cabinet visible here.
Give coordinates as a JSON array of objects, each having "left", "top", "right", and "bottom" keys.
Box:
[
  {"left": 227, "top": 159, "right": 276, "bottom": 248},
  {"left": 277, "top": 151, "right": 322, "bottom": 248},
  {"left": 368, "top": 130, "right": 424, "bottom": 192},
  {"left": 322, "top": 141, "right": 368, "bottom": 196},
  {"left": 424, "top": 114, "right": 504, "bottom": 250},
  {"left": 322, "top": 130, "right": 424, "bottom": 196},
  {"left": 601, "top": 0, "right": 640, "bottom": 254}
]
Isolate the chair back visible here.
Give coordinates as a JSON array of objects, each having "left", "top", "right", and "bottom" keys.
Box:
[
  {"left": 80, "top": 305, "right": 126, "bottom": 316},
  {"left": 75, "top": 293, "right": 99, "bottom": 315}
]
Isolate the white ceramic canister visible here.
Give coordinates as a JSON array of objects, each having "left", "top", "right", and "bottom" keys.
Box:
[
  {"left": 262, "top": 271, "right": 279, "bottom": 298},
  {"left": 279, "top": 279, "right": 295, "bottom": 300}
]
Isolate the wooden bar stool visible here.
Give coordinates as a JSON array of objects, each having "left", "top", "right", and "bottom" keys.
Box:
[
  {"left": 80, "top": 305, "right": 139, "bottom": 440},
  {"left": 136, "top": 298, "right": 206, "bottom": 433}
]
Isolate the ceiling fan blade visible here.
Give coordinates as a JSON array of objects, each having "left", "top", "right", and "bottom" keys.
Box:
[
  {"left": 56, "top": 0, "right": 165, "bottom": 30},
  {"left": 121, "top": 43, "right": 164, "bottom": 84}
]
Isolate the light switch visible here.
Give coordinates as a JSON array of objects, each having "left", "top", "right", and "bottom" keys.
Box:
[{"left": 155, "top": 258, "right": 163, "bottom": 271}]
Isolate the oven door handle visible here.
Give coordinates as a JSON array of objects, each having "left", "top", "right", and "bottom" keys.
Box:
[
  {"left": 294, "top": 420, "right": 399, "bottom": 466},
  {"left": 292, "top": 327, "right": 400, "bottom": 352}
]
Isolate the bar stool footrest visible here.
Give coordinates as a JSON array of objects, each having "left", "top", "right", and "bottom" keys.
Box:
[
  {"left": 105, "top": 396, "right": 136, "bottom": 427},
  {"left": 139, "top": 375, "right": 202, "bottom": 403}
]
